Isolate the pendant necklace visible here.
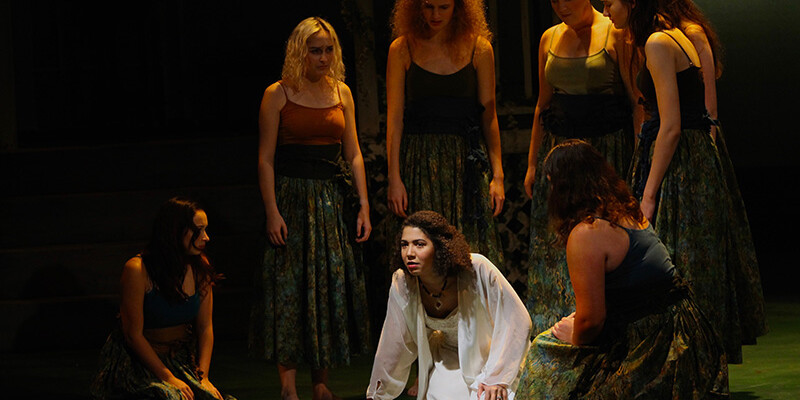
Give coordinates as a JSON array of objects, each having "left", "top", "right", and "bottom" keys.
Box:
[{"left": 420, "top": 276, "right": 448, "bottom": 310}]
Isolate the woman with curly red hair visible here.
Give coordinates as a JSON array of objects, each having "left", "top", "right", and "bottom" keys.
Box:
[{"left": 385, "top": 0, "right": 505, "bottom": 268}]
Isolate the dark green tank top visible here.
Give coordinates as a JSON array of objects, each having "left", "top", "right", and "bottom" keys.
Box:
[{"left": 544, "top": 23, "right": 625, "bottom": 96}]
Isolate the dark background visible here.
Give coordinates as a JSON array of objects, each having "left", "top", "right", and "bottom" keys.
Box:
[{"left": 0, "top": 0, "right": 797, "bottom": 354}]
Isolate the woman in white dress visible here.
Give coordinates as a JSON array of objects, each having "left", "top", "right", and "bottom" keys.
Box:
[{"left": 367, "top": 211, "right": 531, "bottom": 400}]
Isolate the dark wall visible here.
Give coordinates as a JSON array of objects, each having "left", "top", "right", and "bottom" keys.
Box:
[
  {"left": 695, "top": 1, "right": 800, "bottom": 168},
  {"left": 9, "top": 1, "right": 356, "bottom": 146}
]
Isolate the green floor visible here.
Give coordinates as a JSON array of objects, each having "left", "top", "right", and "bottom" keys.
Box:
[{"left": 2, "top": 301, "right": 798, "bottom": 399}]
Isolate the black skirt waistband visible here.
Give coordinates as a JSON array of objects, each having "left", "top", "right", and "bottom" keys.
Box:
[
  {"left": 275, "top": 143, "right": 342, "bottom": 179},
  {"left": 542, "top": 94, "right": 632, "bottom": 138}
]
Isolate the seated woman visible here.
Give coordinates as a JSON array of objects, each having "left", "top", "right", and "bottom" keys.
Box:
[
  {"left": 367, "top": 211, "right": 531, "bottom": 400},
  {"left": 516, "top": 140, "right": 727, "bottom": 399},
  {"left": 91, "top": 197, "right": 235, "bottom": 400}
]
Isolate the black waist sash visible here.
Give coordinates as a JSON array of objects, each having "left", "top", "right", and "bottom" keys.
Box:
[
  {"left": 403, "top": 96, "right": 484, "bottom": 136},
  {"left": 275, "top": 143, "right": 342, "bottom": 179},
  {"left": 541, "top": 93, "right": 632, "bottom": 138}
]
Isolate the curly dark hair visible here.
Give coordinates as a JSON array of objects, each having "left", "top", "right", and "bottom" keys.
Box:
[
  {"left": 141, "top": 197, "right": 219, "bottom": 303},
  {"left": 543, "top": 140, "right": 643, "bottom": 245},
  {"left": 392, "top": 210, "right": 472, "bottom": 277}
]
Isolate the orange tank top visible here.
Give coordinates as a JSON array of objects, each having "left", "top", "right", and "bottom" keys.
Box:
[{"left": 277, "top": 82, "right": 346, "bottom": 146}]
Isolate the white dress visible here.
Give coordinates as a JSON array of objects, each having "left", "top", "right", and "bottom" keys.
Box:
[
  {"left": 367, "top": 254, "right": 532, "bottom": 400},
  {"left": 425, "top": 307, "right": 470, "bottom": 399}
]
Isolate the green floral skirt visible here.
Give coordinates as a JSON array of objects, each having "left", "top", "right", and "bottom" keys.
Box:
[
  {"left": 90, "top": 324, "right": 237, "bottom": 400},
  {"left": 630, "top": 128, "right": 763, "bottom": 363},
  {"left": 248, "top": 175, "right": 369, "bottom": 369},
  {"left": 527, "top": 129, "right": 634, "bottom": 335},
  {"left": 389, "top": 132, "right": 505, "bottom": 267},
  {"left": 516, "top": 295, "right": 728, "bottom": 399}
]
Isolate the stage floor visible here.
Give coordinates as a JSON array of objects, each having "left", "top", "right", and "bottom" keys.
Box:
[{"left": 2, "top": 301, "right": 798, "bottom": 399}]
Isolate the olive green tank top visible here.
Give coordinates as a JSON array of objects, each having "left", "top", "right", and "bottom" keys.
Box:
[{"left": 544, "top": 23, "right": 624, "bottom": 96}]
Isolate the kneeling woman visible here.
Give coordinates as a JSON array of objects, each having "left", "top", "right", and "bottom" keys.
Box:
[
  {"left": 367, "top": 211, "right": 531, "bottom": 400},
  {"left": 91, "top": 198, "right": 234, "bottom": 400},
  {"left": 517, "top": 140, "right": 727, "bottom": 399}
]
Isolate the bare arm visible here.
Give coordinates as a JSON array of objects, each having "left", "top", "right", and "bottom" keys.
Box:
[
  {"left": 339, "top": 82, "right": 372, "bottom": 242},
  {"left": 558, "top": 224, "right": 608, "bottom": 345},
  {"left": 611, "top": 27, "right": 644, "bottom": 137},
  {"left": 195, "top": 287, "right": 223, "bottom": 399},
  {"left": 257, "top": 83, "right": 288, "bottom": 245},
  {"left": 474, "top": 37, "right": 505, "bottom": 217},
  {"left": 524, "top": 27, "right": 556, "bottom": 199},
  {"left": 120, "top": 258, "right": 195, "bottom": 400},
  {"left": 386, "top": 37, "right": 410, "bottom": 217},
  {"left": 640, "top": 34, "right": 683, "bottom": 221},
  {"left": 684, "top": 25, "right": 718, "bottom": 140}
]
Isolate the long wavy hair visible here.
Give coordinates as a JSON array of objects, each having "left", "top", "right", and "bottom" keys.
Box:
[
  {"left": 622, "top": 0, "right": 723, "bottom": 77},
  {"left": 543, "top": 140, "right": 643, "bottom": 245},
  {"left": 141, "top": 197, "right": 219, "bottom": 302},
  {"left": 392, "top": 211, "right": 472, "bottom": 278},
  {"left": 391, "top": 0, "right": 492, "bottom": 62},
  {"left": 281, "top": 17, "right": 345, "bottom": 92}
]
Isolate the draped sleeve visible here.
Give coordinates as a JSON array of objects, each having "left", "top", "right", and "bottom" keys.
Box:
[
  {"left": 462, "top": 254, "right": 532, "bottom": 395},
  {"left": 366, "top": 269, "right": 419, "bottom": 399}
]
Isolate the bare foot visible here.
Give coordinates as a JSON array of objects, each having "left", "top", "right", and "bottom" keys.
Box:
[
  {"left": 312, "top": 383, "right": 341, "bottom": 400},
  {"left": 281, "top": 389, "right": 300, "bottom": 400},
  {"left": 407, "top": 377, "right": 419, "bottom": 397}
]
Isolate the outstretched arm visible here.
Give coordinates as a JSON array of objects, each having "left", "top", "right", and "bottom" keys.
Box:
[
  {"left": 340, "top": 82, "right": 371, "bottom": 242},
  {"left": 475, "top": 255, "right": 532, "bottom": 394},
  {"left": 258, "top": 83, "right": 288, "bottom": 245},
  {"left": 475, "top": 37, "right": 505, "bottom": 216},
  {"left": 367, "top": 272, "right": 418, "bottom": 399},
  {"left": 640, "top": 33, "right": 683, "bottom": 221},
  {"left": 386, "top": 37, "right": 410, "bottom": 218},
  {"left": 525, "top": 27, "right": 556, "bottom": 199},
  {"left": 558, "top": 224, "right": 608, "bottom": 345}
]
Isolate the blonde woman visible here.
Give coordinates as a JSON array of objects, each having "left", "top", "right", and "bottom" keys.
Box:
[
  {"left": 385, "top": 0, "right": 505, "bottom": 267},
  {"left": 248, "top": 17, "right": 371, "bottom": 400}
]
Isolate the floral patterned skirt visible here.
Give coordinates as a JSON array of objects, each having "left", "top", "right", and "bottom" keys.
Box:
[
  {"left": 526, "top": 128, "right": 634, "bottom": 335},
  {"left": 629, "top": 128, "right": 763, "bottom": 363},
  {"left": 389, "top": 132, "right": 505, "bottom": 268},
  {"left": 248, "top": 175, "right": 369, "bottom": 369},
  {"left": 90, "top": 324, "right": 236, "bottom": 400},
  {"left": 517, "top": 294, "right": 728, "bottom": 399}
]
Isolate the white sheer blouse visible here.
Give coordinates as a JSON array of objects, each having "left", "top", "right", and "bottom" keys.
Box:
[{"left": 366, "top": 254, "right": 532, "bottom": 400}]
